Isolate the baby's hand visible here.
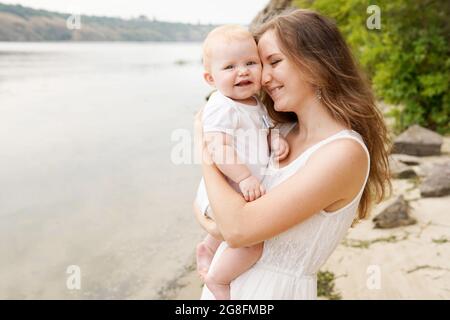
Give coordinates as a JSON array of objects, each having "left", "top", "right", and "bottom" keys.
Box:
[
  {"left": 239, "top": 175, "right": 266, "bottom": 202},
  {"left": 271, "top": 136, "right": 290, "bottom": 161}
]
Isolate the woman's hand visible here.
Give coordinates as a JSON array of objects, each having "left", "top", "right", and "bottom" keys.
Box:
[{"left": 193, "top": 202, "right": 225, "bottom": 241}]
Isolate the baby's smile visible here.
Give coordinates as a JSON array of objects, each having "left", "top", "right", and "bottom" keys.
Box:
[{"left": 234, "top": 80, "right": 253, "bottom": 87}]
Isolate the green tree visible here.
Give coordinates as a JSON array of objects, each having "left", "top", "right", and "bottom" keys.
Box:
[{"left": 295, "top": 0, "right": 449, "bottom": 133}]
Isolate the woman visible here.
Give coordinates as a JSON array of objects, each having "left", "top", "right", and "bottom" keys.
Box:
[{"left": 194, "top": 9, "right": 390, "bottom": 299}]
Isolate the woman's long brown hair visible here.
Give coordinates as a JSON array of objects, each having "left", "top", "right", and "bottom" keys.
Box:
[{"left": 254, "top": 9, "right": 391, "bottom": 221}]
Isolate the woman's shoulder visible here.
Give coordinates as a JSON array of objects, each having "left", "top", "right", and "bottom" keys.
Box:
[
  {"left": 305, "top": 134, "right": 370, "bottom": 194},
  {"left": 308, "top": 131, "right": 369, "bottom": 166}
]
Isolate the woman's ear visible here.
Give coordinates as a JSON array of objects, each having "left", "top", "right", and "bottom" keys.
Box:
[{"left": 203, "top": 72, "right": 215, "bottom": 86}]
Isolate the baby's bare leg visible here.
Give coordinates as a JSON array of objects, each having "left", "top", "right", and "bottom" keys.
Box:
[
  {"left": 205, "top": 242, "right": 264, "bottom": 300},
  {"left": 196, "top": 234, "right": 221, "bottom": 281}
]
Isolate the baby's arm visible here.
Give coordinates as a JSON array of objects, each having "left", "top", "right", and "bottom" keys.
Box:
[
  {"left": 204, "top": 132, "right": 251, "bottom": 182},
  {"left": 204, "top": 132, "right": 265, "bottom": 201}
]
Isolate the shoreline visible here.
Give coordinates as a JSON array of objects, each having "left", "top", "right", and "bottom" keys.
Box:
[{"left": 158, "top": 250, "right": 203, "bottom": 300}]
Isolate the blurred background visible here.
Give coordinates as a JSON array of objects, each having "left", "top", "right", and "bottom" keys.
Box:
[{"left": 0, "top": 0, "right": 448, "bottom": 299}]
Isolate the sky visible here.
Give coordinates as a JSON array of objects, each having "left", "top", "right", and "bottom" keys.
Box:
[{"left": 2, "top": 0, "right": 269, "bottom": 25}]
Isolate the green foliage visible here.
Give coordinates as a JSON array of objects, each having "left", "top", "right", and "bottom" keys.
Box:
[
  {"left": 317, "top": 271, "right": 342, "bottom": 300},
  {"left": 294, "top": 0, "right": 450, "bottom": 133}
]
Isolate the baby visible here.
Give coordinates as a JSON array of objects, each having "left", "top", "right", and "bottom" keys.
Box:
[{"left": 195, "top": 25, "right": 290, "bottom": 300}]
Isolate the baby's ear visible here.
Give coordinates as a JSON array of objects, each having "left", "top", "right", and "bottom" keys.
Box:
[{"left": 203, "top": 72, "right": 215, "bottom": 86}]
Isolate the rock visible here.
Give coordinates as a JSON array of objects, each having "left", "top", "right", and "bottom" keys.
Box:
[
  {"left": 393, "top": 125, "right": 443, "bottom": 156},
  {"left": 389, "top": 156, "right": 417, "bottom": 179},
  {"left": 416, "top": 161, "right": 443, "bottom": 177},
  {"left": 391, "top": 154, "right": 422, "bottom": 166},
  {"left": 372, "top": 195, "right": 417, "bottom": 229},
  {"left": 415, "top": 163, "right": 432, "bottom": 177},
  {"left": 249, "top": 0, "right": 294, "bottom": 31},
  {"left": 420, "top": 162, "right": 450, "bottom": 197}
]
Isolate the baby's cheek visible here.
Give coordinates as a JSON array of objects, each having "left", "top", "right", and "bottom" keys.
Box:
[{"left": 254, "top": 70, "right": 263, "bottom": 86}]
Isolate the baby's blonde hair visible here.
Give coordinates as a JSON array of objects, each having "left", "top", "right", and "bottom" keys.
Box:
[{"left": 202, "top": 25, "right": 254, "bottom": 71}]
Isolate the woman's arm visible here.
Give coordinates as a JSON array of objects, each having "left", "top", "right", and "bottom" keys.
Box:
[{"left": 203, "top": 138, "right": 368, "bottom": 248}]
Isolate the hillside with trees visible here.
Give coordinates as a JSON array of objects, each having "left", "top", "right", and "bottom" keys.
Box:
[{"left": 0, "top": 3, "right": 215, "bottom": 42}]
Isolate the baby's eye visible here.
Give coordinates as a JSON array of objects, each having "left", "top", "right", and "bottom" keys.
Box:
[
  {"left": 224, "top": 65, "right": 234, "bottom": 70},
  {"left": 246, "top": 61, "right": 257, "bottom": 66}
]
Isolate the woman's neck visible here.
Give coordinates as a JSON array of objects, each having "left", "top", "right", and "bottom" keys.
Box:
[{"left": 293, "top": 98, "right": 346, "bottom": 141}]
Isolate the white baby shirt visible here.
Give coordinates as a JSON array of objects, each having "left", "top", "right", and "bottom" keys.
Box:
[{"left": 195, "top": 91, "right": 271, "bottom": 215}]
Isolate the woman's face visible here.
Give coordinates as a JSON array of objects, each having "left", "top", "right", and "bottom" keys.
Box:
[{"left": 258, "top": 29, "right": 315, "bottom": 113}]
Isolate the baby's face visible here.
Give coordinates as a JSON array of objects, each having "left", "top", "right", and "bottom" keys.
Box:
[{"left": 206, "top": 38, "right": 262, "bottom": 101}]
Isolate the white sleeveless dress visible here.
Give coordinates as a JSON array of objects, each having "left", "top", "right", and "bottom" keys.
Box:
[{"left": 200, "top": 124, "right": 370, "bottom": 300}]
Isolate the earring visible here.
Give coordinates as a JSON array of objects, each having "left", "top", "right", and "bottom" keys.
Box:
[{"left": 315, "top": 88, "right": 322, "bottom": 100}]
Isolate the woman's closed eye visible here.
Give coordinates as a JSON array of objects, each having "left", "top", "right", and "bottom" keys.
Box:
[{"left": 270, "top": 59, "right": 282, "bottom": 66}]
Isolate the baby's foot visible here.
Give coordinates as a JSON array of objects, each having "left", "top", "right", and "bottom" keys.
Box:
[
  {"left": 196, "top": 242, "right": 214, "bottom": 281},
  {"left": 205, "top": 282, "right": 230, "bottom": 300}
]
